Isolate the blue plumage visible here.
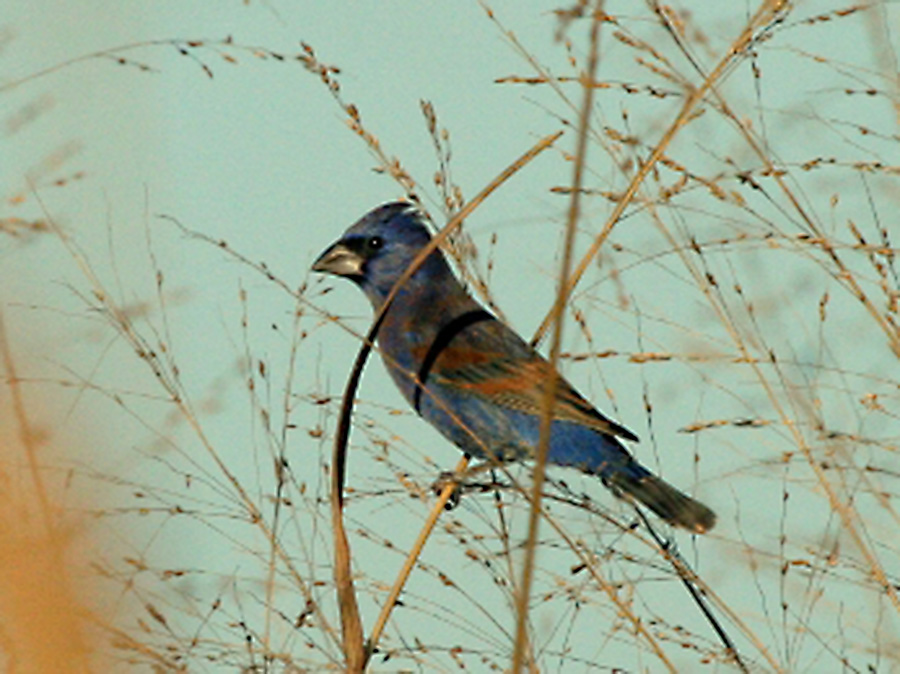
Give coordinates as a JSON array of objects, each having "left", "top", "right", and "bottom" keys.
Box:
[{"left": 313, "top": 201, "right": 715, "bottom": 533}]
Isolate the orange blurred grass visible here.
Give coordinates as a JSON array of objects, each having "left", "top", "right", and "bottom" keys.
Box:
[
  {"left": 0, "top": 491, "right": 92, "bottom": 672},
  {"left": 0, "top": 316, "right": 131, "bottom": 672},
  {"left": 0, "top": 421, "right": 116, "bottom": 672}
]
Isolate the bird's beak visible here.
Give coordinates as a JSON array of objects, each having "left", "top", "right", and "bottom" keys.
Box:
[{"left": 311, "top": 242, "right": 364, "bottom": 278}]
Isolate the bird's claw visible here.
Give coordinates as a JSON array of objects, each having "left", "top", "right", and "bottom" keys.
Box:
[{"left": 432, "top": 471, "right": 462, "bottom": 510}]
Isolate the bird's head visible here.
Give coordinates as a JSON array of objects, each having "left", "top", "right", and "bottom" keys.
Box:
[{"left": 312, "top": 201, "right": 450, "bottom": 306}]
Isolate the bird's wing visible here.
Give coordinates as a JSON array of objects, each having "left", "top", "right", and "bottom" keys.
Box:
[{"left": 427, "top": 318, "right": 639, "bottom": 442}]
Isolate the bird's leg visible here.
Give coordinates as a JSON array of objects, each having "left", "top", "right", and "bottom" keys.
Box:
[{"left": 432, "top": 459, "right": 501, "bottom": 510}]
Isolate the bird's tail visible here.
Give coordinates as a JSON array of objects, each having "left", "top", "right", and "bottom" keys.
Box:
[{"left": 605, "top": 468, "right": 716, "bottom": 534}]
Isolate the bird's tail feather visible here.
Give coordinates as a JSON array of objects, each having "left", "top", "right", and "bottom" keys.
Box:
[{"left": 606, "top": 470, "right": 716, "bottom": 534}]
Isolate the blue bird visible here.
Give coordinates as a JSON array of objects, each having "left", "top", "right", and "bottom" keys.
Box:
[{"left": 313, "top": 201, "right": 715, "bottom": 533}]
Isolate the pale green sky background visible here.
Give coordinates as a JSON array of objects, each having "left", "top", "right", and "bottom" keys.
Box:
[{"left": 2, "top": 1, "right": 898, "bottom": 671}]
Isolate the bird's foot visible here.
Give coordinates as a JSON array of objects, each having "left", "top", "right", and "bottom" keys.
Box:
[
  {"left": 432, "top": 471, "right": 463, "bottom": 510},
  {"left": 432, "top": 462, "right": 504, "bottom": 509}
]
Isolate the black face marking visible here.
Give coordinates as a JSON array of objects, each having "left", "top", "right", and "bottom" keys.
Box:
[{"left": 341, "top": 235, "right": 385, "bottom": 260}]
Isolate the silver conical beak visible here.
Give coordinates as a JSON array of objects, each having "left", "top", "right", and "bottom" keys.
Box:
[{"left": 311, "top": 242, "right": 364, "bottom": 278}]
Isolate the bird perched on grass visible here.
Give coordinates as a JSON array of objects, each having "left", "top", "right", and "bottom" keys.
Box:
[{"left": 312, "top": 201, "right": 715, "bottom": 534}]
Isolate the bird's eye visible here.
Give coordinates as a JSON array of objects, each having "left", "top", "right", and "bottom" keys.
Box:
[{"left": 367, "top": 236, "right": 384, "bottom": 251}]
